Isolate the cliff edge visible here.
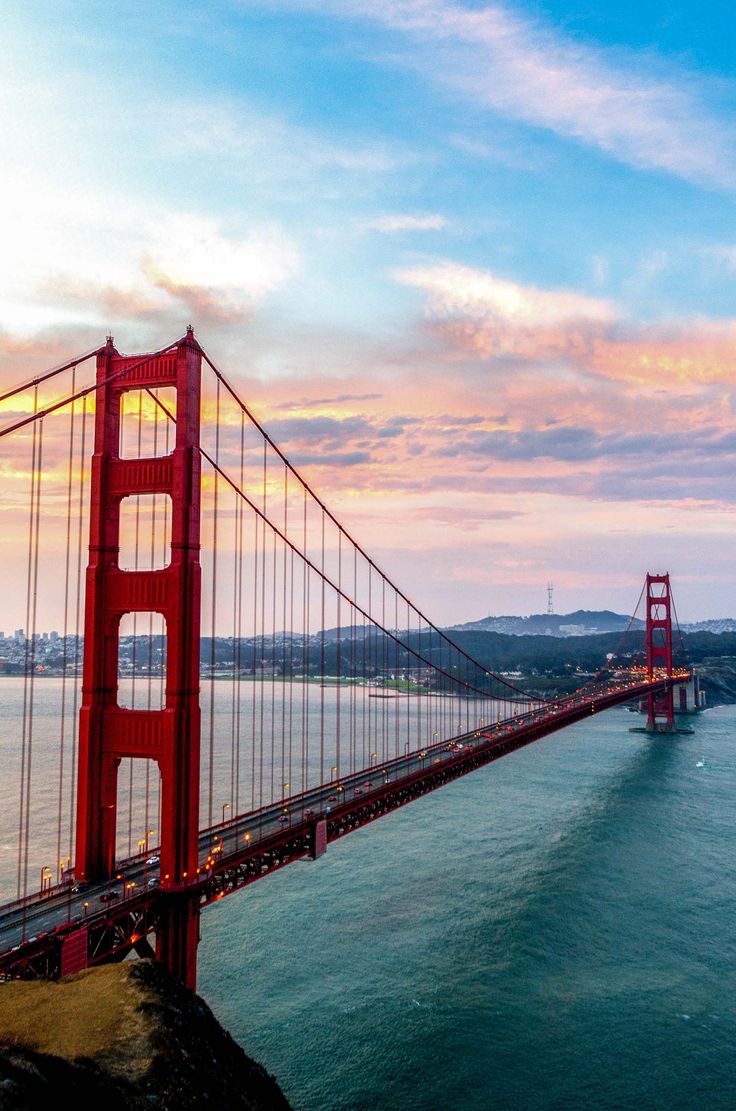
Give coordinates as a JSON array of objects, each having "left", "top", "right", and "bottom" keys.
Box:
[{"left": 0, "top": 961, "right": 293, "bottom": 1110}]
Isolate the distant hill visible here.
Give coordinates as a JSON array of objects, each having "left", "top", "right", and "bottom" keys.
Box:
[{"left": 445, "top": 610, "right": 645, "bottom": 637}]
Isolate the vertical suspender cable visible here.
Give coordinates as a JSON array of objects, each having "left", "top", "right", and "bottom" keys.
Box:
[
  {"left": 144, "top": 399, "right": 160, "bottom": 850},
  {"left": 320, "top": 509, "right": 325, "bottom": 786},
  {"left": 22, "top": 411, "right": 43, "bottom": 904},
  {"left": 302, "top": 486, "right": 309, "bottom": 792},
  {"left": 281, "top": 465, "right": 288, "bottom": 798},
  {"left": 69, "top": 396, "right": 88, "bottom": 863},
  {"left": 18, "top": 388, "right": 39, "bottom": 902},
  {"left": 128, "top": 391, "right": 144, "bottom": 856},
  {"left": 259, "top": 440, "right": 267, "bottom": 809},
  {"left": 230, "top": 477, "right": 239, "bottom": 814},
  {"left": 57, "top": 368, "right": 76, "bottom": 881},
  {"left": 251, "top": 499, "right": 259, "bottom": 812},
  {"left": 208, "top": 379, "right": 221, "bottom": 827},
  {"left": 271, "top": 527, "right": 277, "bottom": 804},
  {"left": 336, "top": 532, "right": 341, "bottom": 783}
]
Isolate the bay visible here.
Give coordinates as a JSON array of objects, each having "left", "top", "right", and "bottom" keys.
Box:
[{"left": 198, "top": 705, "right": 736, "bottom": 1111}]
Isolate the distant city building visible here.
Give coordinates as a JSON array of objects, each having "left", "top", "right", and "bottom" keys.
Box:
[{"left": 681, "top": 619, "right": 736, "bottom": 634}]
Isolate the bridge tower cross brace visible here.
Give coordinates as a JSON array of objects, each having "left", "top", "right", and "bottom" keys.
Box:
[
  {"left": 75, "top": 331, "right": 202, "bottom": 988},
  {"left": 645, "top": 572, "right": 675, "bottom": 731}
]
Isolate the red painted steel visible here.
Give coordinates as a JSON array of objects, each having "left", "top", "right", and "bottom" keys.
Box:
[
  {"left": 74, "top": 330, "right": 202, "bottom": 987},
  {"left": 60, "top": 927, "right": 89, "bottom": 976},
  {"left": 645, "top": 572, "right": 675, "bottom": 730},
  {"left": 311, "top": 818, "right": 327, "bottom": 858}
]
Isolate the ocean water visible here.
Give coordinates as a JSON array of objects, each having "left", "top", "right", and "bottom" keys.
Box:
[
  {"left": 198, "top": 705, "right": 736, "bottom": 1111},
  {"left": 0, "top": 678, "right": 497, "bottom": 897}
]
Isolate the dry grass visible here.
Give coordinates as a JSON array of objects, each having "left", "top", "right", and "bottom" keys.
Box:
[{"left": 0, "top": 964, "right": 157, "bottom": 1078}]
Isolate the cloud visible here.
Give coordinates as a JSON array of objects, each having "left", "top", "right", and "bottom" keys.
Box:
[
  {"left": 405, "top": 504, "right": 524, "bottom": 529},
  {"left": 266, "top": 414, "right": 374, "bottom": 446},
  {"left": 395, "top": 258, "right": 736, "bottom": 385},
  {"left": 274, "top": 392, "right": 384, "bottom": 410},
  {"left": 143, "top": 215, "right": 301, "bottom": 311},
  {"left": 707, "top": 245, "right": 736, "bottom": 270},
  {"left": 173, "top": 99, "right": 406, "bottom": 179},
  {"left": 396, "top": 261, "right": 615, "bottom": 327},
  {"left": 144, "top": 214, "right": 300, "bottom": 297},
  {"left": 367, "top": 213, "right": 447, "bottom": 232},
  {"left": 264, "top": 0, "right": 736, "bottom": 189},
  {"left": 0, "top": 187, "right": 302, "bottom": 334},
  {"left": 289, "top": 449, "right": 373, "bottom": 467},
  {"left": 588, "top": 319, "right": 736, "bottom": 385}
]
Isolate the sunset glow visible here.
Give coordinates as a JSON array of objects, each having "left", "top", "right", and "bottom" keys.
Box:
[{"left": 2, "top": 1, "right": 734, "bottom": 623}]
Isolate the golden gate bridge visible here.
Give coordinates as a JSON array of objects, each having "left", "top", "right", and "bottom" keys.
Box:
[{"left": 0, "top": 330, "right": 693, "bottom": 988}]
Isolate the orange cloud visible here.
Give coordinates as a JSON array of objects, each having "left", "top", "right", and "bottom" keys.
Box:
[{"left": 395, "top": 260, "right": 736, "bottom": 386}]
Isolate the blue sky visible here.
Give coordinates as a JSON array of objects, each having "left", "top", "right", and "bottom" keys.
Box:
[{"left": 2, "top": 1, "right": 736, "bottom": 621}]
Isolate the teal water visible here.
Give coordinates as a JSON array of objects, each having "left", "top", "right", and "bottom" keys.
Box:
[{"left": 198, "top": 705, "right": 736, "bottom": 1110}]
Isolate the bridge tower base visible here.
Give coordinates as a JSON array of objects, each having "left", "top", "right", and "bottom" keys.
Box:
[{"left": 156, "top": 892, "right": 200, "bottom": 988}]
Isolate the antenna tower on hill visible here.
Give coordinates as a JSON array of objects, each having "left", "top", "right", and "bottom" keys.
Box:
[{"left": 547, "top": 581, "right": 554, "bottom": 615}]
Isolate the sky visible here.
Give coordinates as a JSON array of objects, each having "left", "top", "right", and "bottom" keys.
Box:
[{"left": 1, "top": 0, "right": 735, "bottom": 624}]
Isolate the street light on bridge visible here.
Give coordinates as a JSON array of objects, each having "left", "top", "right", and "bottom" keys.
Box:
[{"left": 222, "top": 802, "right": 230, "bottom": 824}]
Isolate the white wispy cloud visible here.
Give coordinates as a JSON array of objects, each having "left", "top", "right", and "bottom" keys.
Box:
[
  {"left": 255, "top": 0, "right": 736, "bottom": 190},
  {"left": 708, "top": 245, "right": 736, "bottom": 270},
  {"left": 0, "top": 175, "right": 302, "bottom": 332},
  {"left": 143, "top": 215, "right": 301, "bottom": 307},
  {"left": 367, "top": 213, "right": 447, "bottom": 232},
  {"left": 395, "top": 261, "right": 616, "bottom": 326},
  {"left": 163, "top": 99, "right": 407, "bottom": 182}
]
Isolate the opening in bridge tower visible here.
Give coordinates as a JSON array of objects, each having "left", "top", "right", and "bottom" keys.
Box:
[
  {"left": 75, "top": 329, "right": 202, "bottom": 988},
  {"left": 645, "top": 572, "right": 675, "bottom": 732}
]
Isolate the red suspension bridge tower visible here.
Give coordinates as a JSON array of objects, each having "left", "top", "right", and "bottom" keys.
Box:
[
  {"left": 75, "top": 329, "right": 202, "bottom": 987},
  {"left": 645, "top": 572, "right": 676, "bottom": 732}
]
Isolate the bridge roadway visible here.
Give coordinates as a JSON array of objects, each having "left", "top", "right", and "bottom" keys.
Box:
[{"left": 0, "top": 676, "right": 674, "bottom": 976}]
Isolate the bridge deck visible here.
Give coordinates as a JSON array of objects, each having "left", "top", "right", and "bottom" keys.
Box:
[{"left": 0, "top": 678, "right": 672, "bottom": 978}]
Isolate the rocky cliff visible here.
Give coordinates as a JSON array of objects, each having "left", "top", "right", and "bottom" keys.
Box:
[{"left": 0, "top": 961, "right": 293, "bottom": 1110}]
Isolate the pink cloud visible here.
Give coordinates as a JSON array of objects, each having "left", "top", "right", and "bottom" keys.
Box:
[
  {"left": 395, "top": 260, "right": 736, "bottom": 386},
  {"left": 395, "top": 262, "right": 616, "bottom": 328},
  {"left": 2, "top": 285, "right": 734, "bottom": 629}
]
